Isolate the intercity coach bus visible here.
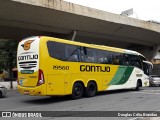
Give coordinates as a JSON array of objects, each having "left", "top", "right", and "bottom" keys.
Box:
[{"left": 17, "top": 36, "right": 152, "bottom": 99}]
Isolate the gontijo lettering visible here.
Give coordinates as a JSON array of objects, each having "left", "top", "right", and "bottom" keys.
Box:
[
  {"left": 18, "top": 54, "right": 38, "bottom": 61},
  {"left": 80, "top": 65, "right": 110, "bottom": 72}
]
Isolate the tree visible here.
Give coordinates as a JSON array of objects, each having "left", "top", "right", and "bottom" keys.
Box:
[{"left": 0, "top": 40, "right": 18, "bottom": 77}]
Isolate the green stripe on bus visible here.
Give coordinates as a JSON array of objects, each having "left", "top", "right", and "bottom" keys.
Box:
[
  {"left": 116, "top": 67, "right": 134, "bottom": 85},
  {"left": 108, "top": 66, "right": 134, "bottom": 85},
  {"left": 108, "top": 66, "right": 127, "bottom": 85}
]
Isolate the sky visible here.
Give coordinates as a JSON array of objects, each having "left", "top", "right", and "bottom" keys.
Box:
[{"left": 63, "top": 0, "right": 160, "bottom": 21}]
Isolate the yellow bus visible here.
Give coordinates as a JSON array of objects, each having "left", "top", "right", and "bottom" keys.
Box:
[{"left": 17, "top": 36, "right": 152, "bottom": 99}]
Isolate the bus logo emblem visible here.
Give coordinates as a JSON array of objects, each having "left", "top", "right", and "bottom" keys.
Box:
[{"left": 21, "top": 40, "right": 34, "bottom": 51}]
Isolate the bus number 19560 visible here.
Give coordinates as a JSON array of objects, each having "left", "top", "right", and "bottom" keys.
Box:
[{"left": 53, "top": 65, "right": 69, "bottom": 70}]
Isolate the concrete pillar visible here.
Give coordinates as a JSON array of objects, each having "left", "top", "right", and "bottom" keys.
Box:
[
  {"left": 64, "top": 30, "right": 77, "bottom": 41},
  {"left": 131, "top": 44, "right": 160, "bottom": 61},
  {"left": 71, "top": 31, "right": 77, "bottom": 41}
]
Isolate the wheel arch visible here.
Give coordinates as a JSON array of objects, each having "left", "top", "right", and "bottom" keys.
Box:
[
  {"left": 72, "top": 80, "right": 85, "bottom": 90},
  {"left": 0, "top": 90, "right": 2, "bottom": 98},
  {"left": 137, "top": 79, "right": 142, "bottom": 87},
  {"left": 87, "top": 80, "right": 98, "bottom": 91}
]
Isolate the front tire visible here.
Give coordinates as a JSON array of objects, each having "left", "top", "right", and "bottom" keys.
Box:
[
  {"left": 71, "top": 82, "right": 83, "bottom": 99},
  {"left": 0, "top": 91, "right": 2, "bottom": 98},
  {"left": 149, "top": 82, "right": 153, "bottom": 87},
  {"left": 135, "top": 81, "right": 140, "bottom": 91},
  {"left": 85, "top": 82, "right": 97, "bottom": 97}
]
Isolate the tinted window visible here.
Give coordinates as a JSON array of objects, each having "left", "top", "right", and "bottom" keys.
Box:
[
  {"left": 123, "top": 54, "right": 130, "bottom": 65},
  {"left": 66, "top": 44, "right": 79, "bottom": 62},
  {"left": 80, "top": 47, "right": 96, "bottom": 63},
  {"left": 47, "top": 41, "right": 79, "bottom": 61},
  {"left": 47, "top": 41, "right": 142, "bottom": 67},
  {"left": 47, "top": 41, "right": 67, "bottom": 60},
  {"left": 112, "top": 53, "right": 123, "bottom": 65},
  {"left": 97, "top": 50, "right": 112, "bottom": 64},
  {"left": 130, "top": 55, "right": 142, "bottom": 68}
]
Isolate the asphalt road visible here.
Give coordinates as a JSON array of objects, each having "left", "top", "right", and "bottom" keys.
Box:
[{"left": 1, "top": 87, "right": 160, "bottom": 120}]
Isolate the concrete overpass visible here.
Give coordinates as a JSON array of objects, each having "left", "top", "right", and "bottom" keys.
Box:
[{"left": 0, "top": 0, "right": 160, "bottom": 60}]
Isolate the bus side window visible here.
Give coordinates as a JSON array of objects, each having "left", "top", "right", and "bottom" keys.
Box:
[
  {"left": 97, "top": 49, "right": 112, "bottom": 64},
  {"left": 105, "top": 54, "right": 112, "bottom": 64},
  {"left": 97, "top": 50, "right": 106, "bottom": 64},
  {"left": 80, "top": 47, "right": 96, "bottom": 63},
  {"left": 130, "top": 55, "right": 142, "bottom": 68},
  {"left": 66, "top": 44, "right": 79, "bottom": 62},
  {"left": 134, "top": 56, "right": 142, "bottom": 68},
  {"left": 123, "top": 54, "right": 130, "bottom": 66},
  {"left": 47, "top": 41, "right": 67, "bottom": 60},
  {"left": 112, "top": 53, "right": 122, "bottom": 65}
]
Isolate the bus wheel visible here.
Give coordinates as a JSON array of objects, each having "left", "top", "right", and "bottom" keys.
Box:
[
  {"left": 85, "top": 81, "right": 97, "bottom": 97},
  {"left": 0, "top": 91, "right": 2, "bottom": 98},
  {"left": 149, "top": 82, "right": 153, "bottom": 87},
  {"left": 135, "top": 81, "right": 140, "bottom": 91},
  {"left": 71, "top": 82, "right": 83, "bottom": 99}
]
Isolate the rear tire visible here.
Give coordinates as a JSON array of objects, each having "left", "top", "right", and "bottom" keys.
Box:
[
  {"left": 71, "top": 82, "right": 83, "bottom": 99},
  {"left": 85, "top": 82, "right": 97, "bottom": 97}
]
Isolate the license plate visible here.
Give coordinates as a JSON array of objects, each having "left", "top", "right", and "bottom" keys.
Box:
[{"left": 21, "top": 70, "right": 34, "bottom": 74}]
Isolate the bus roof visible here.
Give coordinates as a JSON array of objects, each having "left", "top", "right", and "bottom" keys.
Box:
[{"left": 28, "top": 36, "right": 145, "bottom": 57}]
